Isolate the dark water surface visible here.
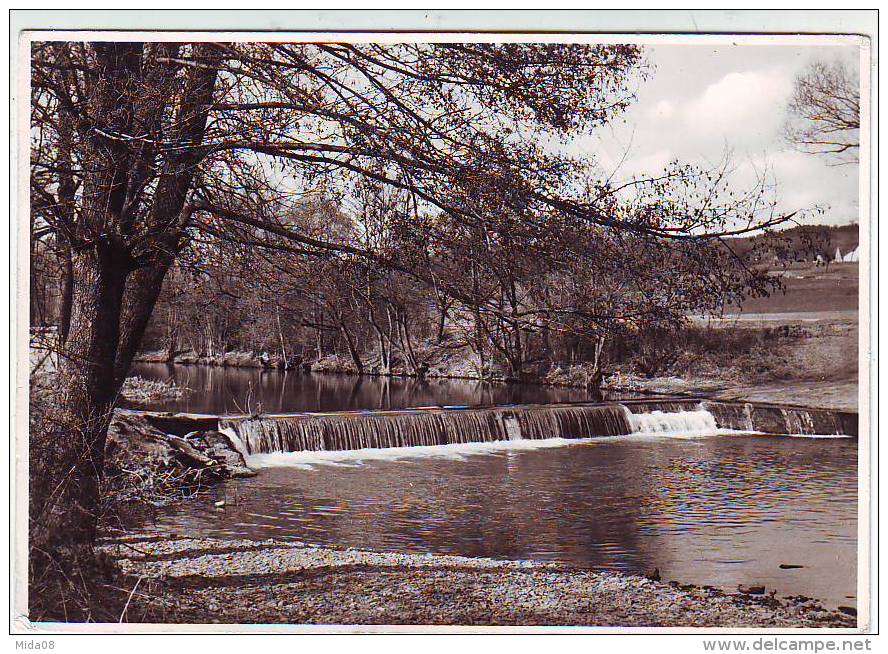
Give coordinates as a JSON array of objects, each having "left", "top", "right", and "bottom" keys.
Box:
[
  {"left": 131, "top": 362, "right": 596, "bottom": 414},
  {"left": 140, "top": 433, "right": 857, "bottom": 608}
]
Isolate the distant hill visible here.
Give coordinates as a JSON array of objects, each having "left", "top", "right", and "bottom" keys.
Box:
[{"left": 726, "top": 223, "right": 859, "bottom": 264}]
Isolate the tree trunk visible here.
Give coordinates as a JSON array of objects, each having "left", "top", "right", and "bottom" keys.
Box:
[
  {"left": 469, "top": 263, "right": 487, "bottom": 378},
  {"left": 437, "top": 305, "right": 447, "bottom": 343},
  {"left": 506, "top": 350, "right": 524, "bottom": 382},
  {"left": 339, "top": 323, "right": 364, "bottom": 374},
  {"left": 373, "top": 325, "right": 391, "bottom": 375},
  {"left": 434, "top": 288, "right": 450, "bottom": 343},
  {"left": 58, "top": 237, "right": 74, "bottom": 343},
  {"left": 31, "top": 41, "right": 143, "bottom": 550},
  {"left": 114, "top": 41, "right": 219, "bottom": 381},
  {"left": 29, "top": 260, "right": 44, "bottom": 328},
  {"left": 32, "top": 246, "right": 130, "bottom": 549},
  {"left": 32, "top": 42, "right": 220, "bottom": 558},
  {"left": 113, "top": 263, "right": 171, "bottom": 387},
  {"left": 396, "top": 312, "right": 423, "bottom": 377},
  {"left": 586, "top": 335, "right": 607, "bottom": 402},
  {"left": 165, "top": 303, "right": 178, "bottom": 361},
  {"left": 275, "top": 306, "right": 288, "bottom": 369},
  {"left": 55, "top": 100, "right": 77, "bottom": 344}
]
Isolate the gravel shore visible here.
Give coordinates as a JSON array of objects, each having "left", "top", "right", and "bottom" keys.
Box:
[{"left": 100, "top": 535, "right": 856, "bottom": 628}]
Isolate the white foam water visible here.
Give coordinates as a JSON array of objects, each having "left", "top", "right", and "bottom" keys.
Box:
[
  {"left": 626, "top": 408, "right": 720, "bottom": 438},
  {"left": 244, "top": 437, "right": 598, "bottom": 469},
  {"left": 219, "top": 425, "right": 251, "bottom": 460},
  {"left": 236, "top": 409, "right": 726, "bottom": 469}
]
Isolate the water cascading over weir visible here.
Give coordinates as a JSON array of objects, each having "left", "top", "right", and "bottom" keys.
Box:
[
  {"left": 211, "top": 399, "right": 857, "bottom": 457},
  {"left": 219, "top": 404, "right": 634, "bottom": 456}
]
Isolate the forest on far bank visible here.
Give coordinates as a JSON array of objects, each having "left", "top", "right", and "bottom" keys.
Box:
[
  {"left": 32, "top": 217, "right": 859, "bottom": 386},
  {"left": 728, "top": 222, "right": 859, "bottom": 263}
]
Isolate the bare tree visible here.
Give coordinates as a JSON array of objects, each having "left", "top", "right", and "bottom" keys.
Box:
[{"left": 784, "top": 59, "right": 860, "bottom": 163}]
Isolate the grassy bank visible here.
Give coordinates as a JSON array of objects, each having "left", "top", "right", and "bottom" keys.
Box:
[{"left": 601, "top": 318, "right": 859, "bottom": 411}]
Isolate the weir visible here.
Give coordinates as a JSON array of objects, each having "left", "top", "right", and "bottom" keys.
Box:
[
  {"left": 210, "top": 399, "right": 857, "bottom": 456},
  {"left": 700, "top": 401, "right": 858, "bottom": 438},
  {"left": 219, "top": 404, "right": 634, "bottom": 455}
]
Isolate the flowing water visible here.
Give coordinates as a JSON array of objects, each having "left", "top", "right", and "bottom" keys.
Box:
[
  {"left": 130, "top": 362, "right": 596, "bottom": 414},
  {"left": 216, "top": 401, "right": 855, "bottom": 455},
  {"left": 141, "top": 428, "right": 857, "bottom": 608},
  {"left": 220, "top": 404, "right": 637, "bottom": 454}
]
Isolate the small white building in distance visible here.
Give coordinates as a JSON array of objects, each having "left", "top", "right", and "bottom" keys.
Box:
[{"left": 833, "top": 246, "right": 860, "bottom": 263}]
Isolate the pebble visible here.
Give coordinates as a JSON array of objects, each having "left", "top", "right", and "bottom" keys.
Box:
[{"left": 100, "top": 535, "right": 857, "bottom": 628}]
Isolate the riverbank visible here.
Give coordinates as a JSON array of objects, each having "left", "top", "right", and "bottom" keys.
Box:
[
  {"left": 120, "top": 375, "right": 190, "bottom": 407},
  {"left": 98, "top": 534, "right": 856, "bottom": 628},
  {"left": 607, "top": 378, "right": 859, "bottom": 412},
  {"left": 600, "top": 315, "right": 859, "bottom": 410},
  {"left": 134, "top": 315, "right": 859, "bottom": 412}
]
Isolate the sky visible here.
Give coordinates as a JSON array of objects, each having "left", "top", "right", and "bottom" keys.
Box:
[{"left": 574, "top": 43, "right": 862, "bottom": 227}]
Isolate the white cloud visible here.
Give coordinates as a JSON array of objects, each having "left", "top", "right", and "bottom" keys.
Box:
[
  {"left": 623, "top": 149, "right": 674, "bottom": 177},
  {"left": 779, "top": 189, "right": 820, "bottom": 211},
  {"left": 648, "top": 99, "right": 675, "bottom": 121},
  {"left": 732, "top": 150, "right": 820, "bottom": 189},
  {"left": 768, "top": 150, "right": 819, "bottom": 176},
  {"left": 681, "top": 68, "right": 792, "bottom": 140},
  {"left": 582, "top": 46, "right": 860, "bottom": 226}
]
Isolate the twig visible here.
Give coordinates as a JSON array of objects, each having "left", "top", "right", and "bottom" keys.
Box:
[{"left": 118, "top": 575, "right": 143, "bottom": 623}]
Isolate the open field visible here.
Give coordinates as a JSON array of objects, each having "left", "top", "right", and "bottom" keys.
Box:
[
  {"left": 727, "top": 262, "right": 859, "bottom": 315},
  {"left": 720, "top": 263, "right": 859, "bottom": 408},
  {"left": 625, "top": 263, "right": 862, "bottom": 411}
]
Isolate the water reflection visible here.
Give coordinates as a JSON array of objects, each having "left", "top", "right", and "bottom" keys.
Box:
[
  {"left": 142, "top": 433, "right": 857, "bottom": 608},
  {"left": 130, "top": 363, "right": 596, "bottom": 414}
]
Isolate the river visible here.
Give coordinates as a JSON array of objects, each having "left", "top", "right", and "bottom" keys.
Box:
[
  {"left": 136, "top": 431, "right": 857, "bottom": 609},
  {"left": 130, "top": 362, "right": 857, "bottom": 610},
  {"left": 131, "top": 362, "right": 599, "bottom": 414}
]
